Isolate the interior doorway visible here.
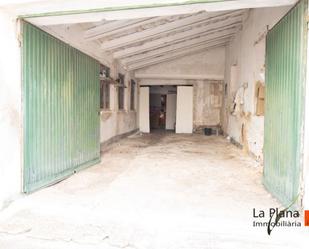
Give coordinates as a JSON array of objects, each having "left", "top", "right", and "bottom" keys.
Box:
[{"left": 149, "top": 86, "right": 177, "bottom": 132}]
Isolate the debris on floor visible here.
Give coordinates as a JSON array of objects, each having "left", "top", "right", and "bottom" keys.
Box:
[{"left": 0, "top": 134, "right": 308, "bottom": 249}]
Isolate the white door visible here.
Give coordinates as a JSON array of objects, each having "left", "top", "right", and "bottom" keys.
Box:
[
  {"left": 139, "top": 87, "right": 150, "bottom": 133},
  {"left": 166, "top": 93, "right": 177, "bottom": 130},
  {"left": 176, "top": 86, "right": 193, "bottom": 133}
]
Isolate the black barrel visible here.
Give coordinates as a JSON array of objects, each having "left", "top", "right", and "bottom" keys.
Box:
[{"left": 204, "top": 128, "right": 212, "bottom": 136}]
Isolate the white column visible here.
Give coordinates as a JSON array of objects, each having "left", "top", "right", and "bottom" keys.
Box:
[
  {"left": 176, "top": 86, "right": 193, "bottom": 133},
  {"left": 166, "top": 93, "right": 177, "bottom": 130},
  {"left": 139, "top": 87, "right": 150, "bottom": 133}
]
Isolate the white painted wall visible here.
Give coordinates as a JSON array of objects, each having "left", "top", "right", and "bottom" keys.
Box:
[
  {"left": 0, "top": 12, "right": 22, "bottom": 208},
  {"left": 139, "top": 87, "right": 150, "bottom": 133},
  {"left": 100, "top": 111, "right": 137, "bottom": 142},
  {"left": 136, "top": 47, "right": 225, "bottom": 79},
  {"left": 100, "top": 69, "right": 138, "bottom": 143},
  {"left": 224, "top": 6, "right": 291, "bottom": 160},
  {"left": 166, "top": 94, "right": 177, "bottom": 130},
  {"left": 176, "top": 86, "right": 193, "bottom": 133}
]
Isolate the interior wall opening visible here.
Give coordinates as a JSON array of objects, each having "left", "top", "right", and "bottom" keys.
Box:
[{"left": 149, "top": 85, "right": 177, "bottom": 133}]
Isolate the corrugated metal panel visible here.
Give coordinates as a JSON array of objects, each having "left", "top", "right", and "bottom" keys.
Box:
[
  {"left": 264, "top": 0, "right": 307, "bottom": 206},
  {"left": 22, "top": 22, "right": 100, "bottom": 193}
]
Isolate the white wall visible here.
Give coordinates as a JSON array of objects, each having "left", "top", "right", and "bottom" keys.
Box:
[
  {"left": 136, "top": 47, "right": 225, "bottom": 78},
  {"left": 224, "top": 6, "right": 291, "bottom": 160},
  {"left": 100, "top": 69, "right": 138, "bottom": 144},
  {"left": 0, "top": 12, "right": 22, "bottom": 208}
]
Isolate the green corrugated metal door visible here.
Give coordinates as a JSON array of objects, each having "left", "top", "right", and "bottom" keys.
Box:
[
  {"left": 264, "top": 0, "right": 307, "bottom": 206},
  {"left": 23, "top": 22, "right": 100, "bottom": 193}
]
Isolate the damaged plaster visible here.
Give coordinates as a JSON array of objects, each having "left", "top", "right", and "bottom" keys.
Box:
[
  {"left": 193, "top": 80, "right": 223, "bottom": 130},
  {"left": 224, "top": 6, "right": 291, "bottom": 161}
]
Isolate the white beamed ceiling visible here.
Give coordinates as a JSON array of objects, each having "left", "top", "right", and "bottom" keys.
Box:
[{"left": 20, "top": 0, "right": 296, "bottom": 70}]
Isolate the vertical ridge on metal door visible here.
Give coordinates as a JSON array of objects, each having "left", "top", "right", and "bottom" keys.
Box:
[
  {"left": 23, "top": 22, "right": 100, "bottom": 193},
  {"left": 264, "top": 0, "right": 307, "bottom": 206}
]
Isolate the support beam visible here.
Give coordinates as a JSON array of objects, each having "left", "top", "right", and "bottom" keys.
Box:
[
  {"left": 101, "top": 10, "right": 243, "bottom": 50},
  {"left": 127, "top": 42, "right": 227, "bottom": 70},
  {"left": 113, "top": 21, "right": 241, "bottom": 59},
  {"left": 135, "top": 73, "right": 224, "bottom": 80},
  {"left": 85, "top": 16, "right": 170, "bottom": 41},
  {"left": 85, "top": 18, "right": 147, "bottom": 39},
  {"left": 123, "top": 37, "right": 230, "bottom": 66},
  {"left": 120, "top": 29, "right": 235, "bottom": 65}
]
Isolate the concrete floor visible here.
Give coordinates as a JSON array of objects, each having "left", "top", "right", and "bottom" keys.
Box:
[{"left": 0, "top": 133, "right": 308, "bottom": 249}]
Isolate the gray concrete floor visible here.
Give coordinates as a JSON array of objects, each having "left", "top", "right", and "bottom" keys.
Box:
[{"left": 0, "top": 133, "right": 308, "bottom": 249}]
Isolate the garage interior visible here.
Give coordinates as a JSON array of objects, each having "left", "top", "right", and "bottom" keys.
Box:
[
  {"left": 0, "top": 0, "right": 309, "bottom": 248},
  {"left": 149, "top": 86, "right": 177, "bottom": 131}
]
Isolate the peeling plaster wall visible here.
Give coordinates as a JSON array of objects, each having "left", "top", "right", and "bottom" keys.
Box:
[
  {"left": 224, "top": 6, "right": 291, "bottom": 160},
  {"left": 139, "top": 79, "right": 224, "bottom": 130},
  {"left": 193, "top": 80, "right": 223, "bottom": 129},
  {"left": 0, "top": 12, "right": 22, "bottom": 208}
]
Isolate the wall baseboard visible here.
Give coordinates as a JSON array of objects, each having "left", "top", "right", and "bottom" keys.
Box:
[
  {"left": 230, "top": 137, "right": 243, "bottom": 149},
  {"left": 100, "top": 129, "right": 139, "bottom": 151}
]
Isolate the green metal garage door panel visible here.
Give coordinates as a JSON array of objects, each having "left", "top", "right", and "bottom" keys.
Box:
[
  {"left": 23, "top": 22, "right": 100, "bottom": 193},
  {"left": 264, "top": 0, "right": 307, "bottom": 206}
]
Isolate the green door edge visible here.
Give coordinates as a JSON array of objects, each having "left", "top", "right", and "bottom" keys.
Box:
[
  {"left": 22, "top": 21, "right": 101, "bottom": 193},
  {"left": 263, "top": 0, "right": 308, "bottom": 208}
]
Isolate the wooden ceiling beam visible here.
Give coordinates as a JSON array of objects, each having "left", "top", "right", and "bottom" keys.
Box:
[
  {"left": 113, "top": 22, "right": 241, "bottom": 59},
  {"left": 101, "top": 10, "right": 243, "bottom": 50}
]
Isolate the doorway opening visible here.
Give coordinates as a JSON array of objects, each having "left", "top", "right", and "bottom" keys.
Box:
[{"left": 149, "top": 86, "right": 177, "bottom": 132}]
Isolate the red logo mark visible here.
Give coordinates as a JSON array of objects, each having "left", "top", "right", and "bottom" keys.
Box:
[{"left": 305, "top": 210, "right": 309, "bottom": 226}]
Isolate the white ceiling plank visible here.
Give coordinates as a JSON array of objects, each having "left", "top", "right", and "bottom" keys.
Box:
[
  {"left": 127, "top": 42, "right": 227, "bottom": 70},
  {"left": 120, "top": 30, "right": 235, "bottom": 65},
  {"left": 101, "top": 10, "right": 243, "bottom": 50},
  {"left": 85, "top": 16, "right": 170, "bottom": 41},
  {"left": 85, "top": 19, "right": 148, "bottom": 39},
  {"left": 113, "top": 21, "right": 241, "bottom": 59}
]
